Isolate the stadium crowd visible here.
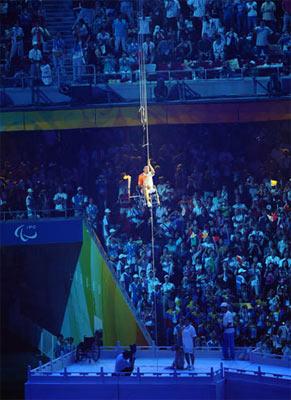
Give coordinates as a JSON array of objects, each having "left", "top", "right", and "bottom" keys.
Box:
[
  {"left": 0, "top": 0, "right": 55, "bottom": 83},
  {"left": 1, "top": 0, "right": 291, "bottom": 85},
  {"left": 70, "top": 0, "right": 291, "bottom": 81},
  {"left": 1, "top": 123, "right": 290, "bottom": 355}
]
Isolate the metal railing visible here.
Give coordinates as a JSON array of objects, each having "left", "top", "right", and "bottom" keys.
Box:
[
  {"left": 72, "top": 63, "right": 96, "bottom": 85},
  {"left": 28, "top": 367, "right": 220, "bottom": 379},
  {"left": 0, "top": 208, "right": 78, "bottom": 221},
  {"left": 28, "top": 346, "right": 291, "bottom": 380},
  {"left": 223, "top": 366, "right": 291, "bottom": 380},
  {"left": 72, "top": 64, "right": 285, "bottom": 85}
]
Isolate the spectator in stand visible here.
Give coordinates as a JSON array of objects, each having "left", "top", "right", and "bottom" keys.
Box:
[
  {"left": 165, "top": 0, "right": 181, "bottom": 33},
  {"left": 112, "top": 14, "right": 128, "bottom": 53},
  {"left": 9, "top": 21, "right": 24, "bottom": 63},
  {"left": 86, "top": 197, "right": 98, "bottom": 229},
  {"left": 120, "top": 265, "right": 132, "bottom": 292},
  {"left": 234, "top": 0, "right": 247, "bottom": 34},
  {"left": 246, "top": 1, "right": 258, "bottom": 31},
  {"left": 103, "top": 52, "right": 116, "bottom": 74},
  {"left": 28, "top": 40, "right": 42, "bottom": 81},
  {"left": 72, "top": 40, "right": 85, "bottom": 82},
  {"left": 120, "top": 0, "right": 133, "bottom": 23},
  {"left": 19, "top": 8, "right": 32, "bottom": 45},
  {"left": 202, "top": 16, "right": 217, "bottom": 40},
  {"left": 261, "top": 0, "right": 276, "bottom": 30},
  {"left": 76, "top": 1, "right": 95, "bottom": 27},
  {"left": 119, "top": 52, "right": 132, "bottom": 80},
  {"left": 223, "top": 0, "right": 235, "bottom": 32},
  {"left": 72, "top": 186, "right": 88, "bottom": 217},
  {"left": 213, "top": 34, "right": 225, "bottom": 62},
  {"left": 52, "top": 32, "right": 65, "bottom": 83},
  {"left": 129, "top": 274, "right": 142, "bottom": 307},
  {"left": 142, "top": 36, "right": 155, "bottom": 64},
  {"left": 154, "top": 77, "right": 169, "bottom": 101},
  {"left": 31, "top": 22, "right": 45, "bottom": 50},
  {"left": 187, "top": 0, "right": 207, "bottom": 40},
  {"left": 97, "top": 27, "right": 111, "bottom": 49},
  {"left": 198, "top": 32, "right": 212, "bottom": 60},
  {"left": 153, "top": 25, "right": 166, "bottom": 43},
  {"left": 282, "top": 0, "right": 291, "bottom": 32},
  {"left": 225, "top": 27, "right": 239, "bottom": 60},
  {"left": 254, "top": 20, "right": 273, "bottom": 56},
  {"left": 175, "top": 35, "right": 192, "bottom": 62},
  {"left": 127, "top": 35, "right": 139, "bottom": 67},
  {"left": 102, "top": 208, "right": 111, "bottom": 243},
  {"left": 53, "top": 186, "right": 68, "bottom": 217},
  {"left": 26, "top": 188, "right": 36, "bottom": 218},
  {"left": 162, "top": 274, "right": 175, "bottom": 307},
  {"left": 73, "top": 18, "right": 89, "bottom": 46},
  {"left": 156, "top": 35, "right": 174, "bottom": 64},
  {"left": 138, "top": 15, "right": 152, "bottom": 35}
]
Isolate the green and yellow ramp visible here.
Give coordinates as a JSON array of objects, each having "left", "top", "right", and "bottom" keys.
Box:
[{"left": 61, "top": 224, "right": 151, "bottom": 346}]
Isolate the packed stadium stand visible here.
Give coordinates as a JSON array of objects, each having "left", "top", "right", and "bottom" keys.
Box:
[
  {"left": 1, "top": 122, "right": 290, "bottom": 353},
  {"left": 1, "top": 0, "right": 290, "bottom": 98}
]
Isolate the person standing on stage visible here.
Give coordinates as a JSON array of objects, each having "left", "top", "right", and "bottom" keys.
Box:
[
  {"left": 220, "top": 302, "right": 235, "bottom": 360},
  {"left": 182, "top": 318, "right": 197, "bottom": 370}
]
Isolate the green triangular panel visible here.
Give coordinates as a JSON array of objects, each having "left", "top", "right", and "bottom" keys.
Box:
[{"left": 61, "top": 225, "right": 148, "bottom": 346}]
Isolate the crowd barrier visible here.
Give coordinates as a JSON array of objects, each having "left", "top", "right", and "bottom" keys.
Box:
[{"left": 250, "top": 348, "right": 291, "bottom": 368}]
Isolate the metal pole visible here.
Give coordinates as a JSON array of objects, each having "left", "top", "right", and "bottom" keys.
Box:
[
  {"left": 27, "top": 365, "right": 31, "bottom": 380},
  {"left": 51, "top": 335, "right": 54, "bottom": 361}
]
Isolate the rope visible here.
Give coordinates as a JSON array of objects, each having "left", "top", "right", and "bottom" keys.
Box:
[{"left": 137, "top": 0, "right": 159, "bottom": 359}]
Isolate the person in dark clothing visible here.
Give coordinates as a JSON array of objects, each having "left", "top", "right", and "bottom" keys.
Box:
[{"left": 154, "top": 78, "right": 168, "bottom": 101}]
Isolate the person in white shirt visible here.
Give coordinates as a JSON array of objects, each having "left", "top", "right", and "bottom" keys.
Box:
[
  {"left": 147, "top": 270, "right": 160, "bottom": 296},
  {"left": 165, "top": 0, "right": 181, "bottom": 32},
  {"left": 26, "top": 188, "right": 36, "bottom": 218},
  {"left": 162, "top": 274, "right": 175, "bottom": 310},
  {"left": 138, "top": 15, "right": 151, "bottom": 35},
  {"left": 102, "top": 208, "right": 111, "bottom": 243},
  {"left": 53, "top": 186, "right": 67, "bottom": 216},
  {"left": 187, "top": 0, "right": 206, "bottom": 18},
  {"left": 10, "top": 21, "right": 24, "bottom": 62},
  {"left": 261, "top": 0, "right": 276, "bottom": 29},
  {"left": 254, "top": 20, "right": 273, "bottom": 54},
  {"left": 246, "top": 1, "right": 257, "bottom": 31},
  {"left": 220, "top": 302, "right": 235, "bottom": 360},
  {"left": 142, "top": 36, "right": 155, "bottom": 64},
  {"left": 213, "top": 34, "right": 225, "bottom": 62},
  {"left": 114, "top": 350, "right": 134, "bottom": 375},
  {"left": 182, "top": 318, "right": 197, "bottom": 369},
  {"left": 187, "top": 0, "right": 206, "bottom": 39},
  {"left": 138, "top": 160, "right": 159, "bottom": 208},
  {"left": 29, "top": 41, "right": 42, "bottom": 80}
]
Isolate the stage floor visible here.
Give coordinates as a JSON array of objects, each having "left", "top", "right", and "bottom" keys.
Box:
[{"left": 62, "top": 356, "right": 291, "bottom": 377}]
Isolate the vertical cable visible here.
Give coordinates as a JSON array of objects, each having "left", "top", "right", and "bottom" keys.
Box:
[{"left": 137, "top": 0, "right": 159, "bottom": 366}]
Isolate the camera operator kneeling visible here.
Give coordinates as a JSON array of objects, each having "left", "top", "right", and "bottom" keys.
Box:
[{"left": 114, "top": 350, "right": 135, "bottom": 376}]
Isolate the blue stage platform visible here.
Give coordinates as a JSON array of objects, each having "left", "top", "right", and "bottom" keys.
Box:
[{"left": 25, "top": 347, "right": 291, "bottom": 400}]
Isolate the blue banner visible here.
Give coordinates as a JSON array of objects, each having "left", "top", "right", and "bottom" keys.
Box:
[{"left": 0, "top": 218, "right": 83, "bottom": 246}]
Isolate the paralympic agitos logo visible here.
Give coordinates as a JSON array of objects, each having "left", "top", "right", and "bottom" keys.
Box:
[{"left": 14, "top": 224, "right": 38, "bottom": 242}]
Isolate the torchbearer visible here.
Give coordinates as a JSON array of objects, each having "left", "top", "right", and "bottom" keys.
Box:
[{"left": 138, "top": 160, "right": 160, "bottom": 208}]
